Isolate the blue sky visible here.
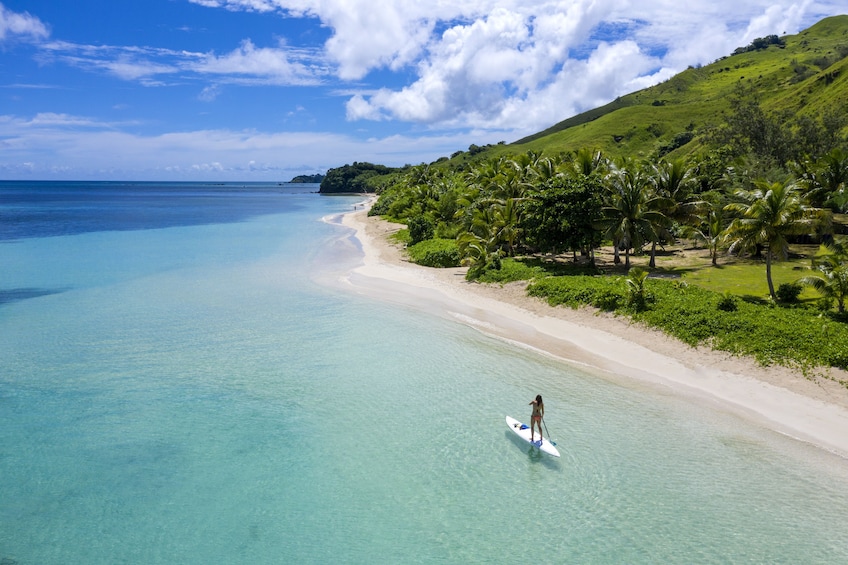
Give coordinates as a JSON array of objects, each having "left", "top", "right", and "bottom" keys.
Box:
[{"left": 1, "top": 0, "right": 845, "bottom": 180}]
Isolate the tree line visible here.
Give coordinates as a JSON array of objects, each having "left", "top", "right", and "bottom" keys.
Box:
[{"left": 370, "top": 127, "right": 848, "bottom": 310}]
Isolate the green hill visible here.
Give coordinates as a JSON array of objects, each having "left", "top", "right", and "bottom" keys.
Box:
[
  {"left": 465, "top": 15, "right": 848, "bottom": 163},
  {"left": 362, "top": 16, "right": 848, "bottom": 374}
]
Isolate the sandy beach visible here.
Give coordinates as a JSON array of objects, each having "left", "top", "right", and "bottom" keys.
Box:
[{"left": 340, "top": 204, "right": 848, "bottom": 459}]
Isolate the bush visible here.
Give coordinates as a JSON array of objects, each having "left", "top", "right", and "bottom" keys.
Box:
[
  {"left": 406, "top": 216, "right": 434, "bottom": 245},
  {"left": 526, "top": 274, "right": 848, "bottom": 371},
  {"left": 477, "top": 258, "right": 537, "bottom": 283},
  {"left": 592, "top": 289, "right": 622, "bottom": 311},
  {"left": 527, "top": 276, "right": 621, "bottom": 308},
  {"left": 816, "top": 296, "right": 835, "bottom": 312},
  {"left": 776, "top": 282, "right": 802, "bottom": 304},
  {"left": 716, "top": 292, "right": 738, "bottom": 312},
  {"left": 369, "top": 193, "right": 393, "bottom": 216},
  {"left": 407, "top": 239, "right": 461, "bottom": 267}
]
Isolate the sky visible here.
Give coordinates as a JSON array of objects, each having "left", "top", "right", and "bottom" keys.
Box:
[{"left": 1, "top": 1, "right": 846, "bottom": 181}]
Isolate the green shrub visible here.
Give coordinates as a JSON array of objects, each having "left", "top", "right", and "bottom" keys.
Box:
[
  {"left": 776, "top": 282, "right": 802, "bottom": 303},
  {"left": 592, "top": 289, "right": 623, "bottom": 311},
  {"left": 625, "top": 268, "right": 652, "bottom": 311},
  {"left": 369, "top": 193, "right": 393, "bottom": 216},
  {"left": 526, "top": 274, "right": 848, "bottom": 371},
  {"left": 390, "top": 228, "right": 411, "bottom": 246},
  {"left": 434, "top": 222, "right": 462, "bottom": 240},
  {"left": 407, "top": 239, "right": 461, "bottom": 267},
  {"left": 527, "top": 276, "right": 621, "bottom": 308},
  {"left": 407, "top": 216, "right": 434, "bottom": 245},
  {"left": 477, "top": 258, "right": 541, "bottom": 283},
  {"left": 816, "top": 296, "right": 835, "bottom": 312},
  {"left": 716, "top": 292, "right": 738, "bottom": 312}
]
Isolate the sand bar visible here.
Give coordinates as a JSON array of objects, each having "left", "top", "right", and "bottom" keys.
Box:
[{"left": 339, "top": 204, "right": 848, "bottom": 459}]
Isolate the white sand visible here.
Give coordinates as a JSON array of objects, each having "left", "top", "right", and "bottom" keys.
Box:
[{"left": 338, "top": 204, "right": 848, "bottom": 459}]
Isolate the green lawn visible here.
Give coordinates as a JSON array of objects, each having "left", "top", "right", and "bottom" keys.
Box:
[{"left": 678, "top": 260, "right": 820, "bottom": 302}]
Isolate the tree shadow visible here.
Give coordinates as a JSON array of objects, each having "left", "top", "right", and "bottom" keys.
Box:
[{"left": 514, "top": 256, "right": 602, "bottom": 276}]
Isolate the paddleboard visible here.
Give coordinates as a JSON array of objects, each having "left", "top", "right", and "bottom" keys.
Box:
[{"left": 506, "top": 415, "right": 560, "bottom": 457}]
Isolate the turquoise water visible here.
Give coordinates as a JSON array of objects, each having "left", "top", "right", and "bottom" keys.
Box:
[{"left": 2, "top": 183, "right": 848, "bottom": 563}]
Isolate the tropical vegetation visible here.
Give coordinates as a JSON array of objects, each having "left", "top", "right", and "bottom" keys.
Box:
[{"left": 343, "top": 16, "right": 848, "bottom": 376}]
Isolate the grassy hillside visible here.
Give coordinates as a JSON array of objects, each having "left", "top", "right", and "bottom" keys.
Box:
[
  {"left": 364, "top": 16, "right": 848, "bottom": 374},
  {"left": 466, "top": 15, "right": 848, "bottom": 163}
]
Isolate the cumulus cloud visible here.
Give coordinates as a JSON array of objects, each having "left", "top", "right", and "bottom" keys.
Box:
[
  {"left": 25, "top": 0, "right": 848, "bottom": 134},
  {"left": 0, "top": 3, "right": 49, "bottom": 42},
  {"left": 6, "top": 0, "right": 847, "bottom": 180}
]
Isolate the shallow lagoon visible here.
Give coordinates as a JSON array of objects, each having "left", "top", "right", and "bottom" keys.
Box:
[{"left": 2, "top": 183, "right": 847, "bottom": 563}]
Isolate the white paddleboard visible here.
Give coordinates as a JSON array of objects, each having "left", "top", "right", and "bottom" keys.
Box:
[{"left": 506, "top": 415, "right": 560, "bottom": 457}]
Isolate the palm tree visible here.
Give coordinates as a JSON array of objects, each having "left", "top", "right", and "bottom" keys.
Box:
[
  {"left": 652, "top": 159, "right": 704, "bottom": 226},
  {"left": 793, "top": 148, "right": 848, "bottom": 209},
  {"left": 569, "top": 148, "right": 608, "bottom": 178},
  {"left": 684, "top": 200, "right": 728, "bottom": 266},
  {"left": 491, "top": 197, "right": 521, "bottom": 256},
  {"left": 625, "top": 267, "right": 651, "bottom": 310},
  {"left": 796, "top": 240, "right": 848, "bottom": 313},
  {"left": 724, "top": 178, "right": 831, "bottom": 300},
  {"left": 457, "top": 231, "right": 500, "bottom": 280},
  {"left": 599, "top": 160, "right": 671, "bottom": 269}
]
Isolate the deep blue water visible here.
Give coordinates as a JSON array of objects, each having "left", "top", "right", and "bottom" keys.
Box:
[{"left": 0, "top": 181, "right": 318, "bottom": 241}]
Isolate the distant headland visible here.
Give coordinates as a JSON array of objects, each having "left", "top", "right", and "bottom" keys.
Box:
[{"left": 287, "top": 174, "right": 325, "bottom": 184}]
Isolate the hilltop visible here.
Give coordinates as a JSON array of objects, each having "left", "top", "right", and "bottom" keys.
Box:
[
  {"left": 350, "top": 15, "right": 848, "bottom": 376},
  {"left": 322, "top": 16, "right": 848, "bottom": 191},
  {"left": 454, "top": 14, "right": 848, "bottom": 164}
]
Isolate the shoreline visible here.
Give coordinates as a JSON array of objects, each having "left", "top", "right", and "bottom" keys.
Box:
[{"left": 338, "top": 204, "right": 848, "bottom": 459}]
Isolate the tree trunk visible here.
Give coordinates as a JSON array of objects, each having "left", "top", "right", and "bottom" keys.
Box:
[
  {"left": 766, "top": 249, "right": 776, "bottom": 299},
  {"left": 649, "top": 241, "right": 657, "bottom": 268}
]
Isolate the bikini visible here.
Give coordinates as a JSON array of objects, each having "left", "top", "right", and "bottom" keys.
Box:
[{"left": 531, "top": 403, "right": 543, "bottom": 421}]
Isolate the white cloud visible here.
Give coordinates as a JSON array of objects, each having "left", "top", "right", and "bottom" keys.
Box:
[
  {"left": 330, "top": 0, "right": 845, "bottom": 132},
  {"left": 189, "top": 0, "right": 478, "bottom": 79},
  {"left": 6, "top": 0, "right": 848, "bottom": 180},
  {"left": 36, "top": 36, "right": 325, "bottom": 86},
  {"left": 184, "top": 0, "right": 847, "bottom": 134},
  {"left": 189, "top": 0, "right": 279, "bottom": 12},
  {"left": 193, "top": 39, "right": 320, "bottom": 84},
  {"left": 199, "top": 84, "right": 222, "bottom": 102},
  {"left": 0, "top": 111, "right": 472, "bottom": 180},
  {"left": 30, "top": 0, "right": 848, "bottom": 134},
  {"left": 0, "top": 3, "right": 49, "bottom": 42}
]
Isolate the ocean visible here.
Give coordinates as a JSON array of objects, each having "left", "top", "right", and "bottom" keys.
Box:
[{"left": 2, "top": 181, "right": 848, "bottom": 564}]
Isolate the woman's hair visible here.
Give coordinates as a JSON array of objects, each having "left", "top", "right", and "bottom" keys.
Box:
[{"left": 536, "top": 394, "right": 543, "bottom": 405}]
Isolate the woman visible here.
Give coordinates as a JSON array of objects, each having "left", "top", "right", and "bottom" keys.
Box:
[{"left": 529, "top": 394, "right": 544, "bottom": 443}]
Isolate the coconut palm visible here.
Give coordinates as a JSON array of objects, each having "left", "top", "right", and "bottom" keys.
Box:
[
  {"left": 724, "top": 178, "right": 831, "bottom": 300},
  {"left": 491, "top": 197, "right": 522, "bottom": 256},
  {"left": 457, "top": 231, "right": 500, "bottom": 280},
  {"left": 625, "top": 267, "right": 651, "bottom": 310},
  {"left": 796, "top": 240, "right": 848, "bottom": 313},
  {"left": 599, "top": 160, "right": 672, "bottom": 269},
  {"left": 652, "top": 159, "right": 704, "bottom": 226},
  {"left": 793, "top": 148, "right": 848, "bottom": 209},
  {"left": 684, "top": 200, "right": 728, "bottom": 266},
  {"left": 569, "top": 148, "right": 608, "bottom": 178}
]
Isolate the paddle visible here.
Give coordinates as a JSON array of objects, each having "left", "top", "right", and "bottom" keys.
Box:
[{"left": 542, "top": 416, "right": 557, "bottom": 446}]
